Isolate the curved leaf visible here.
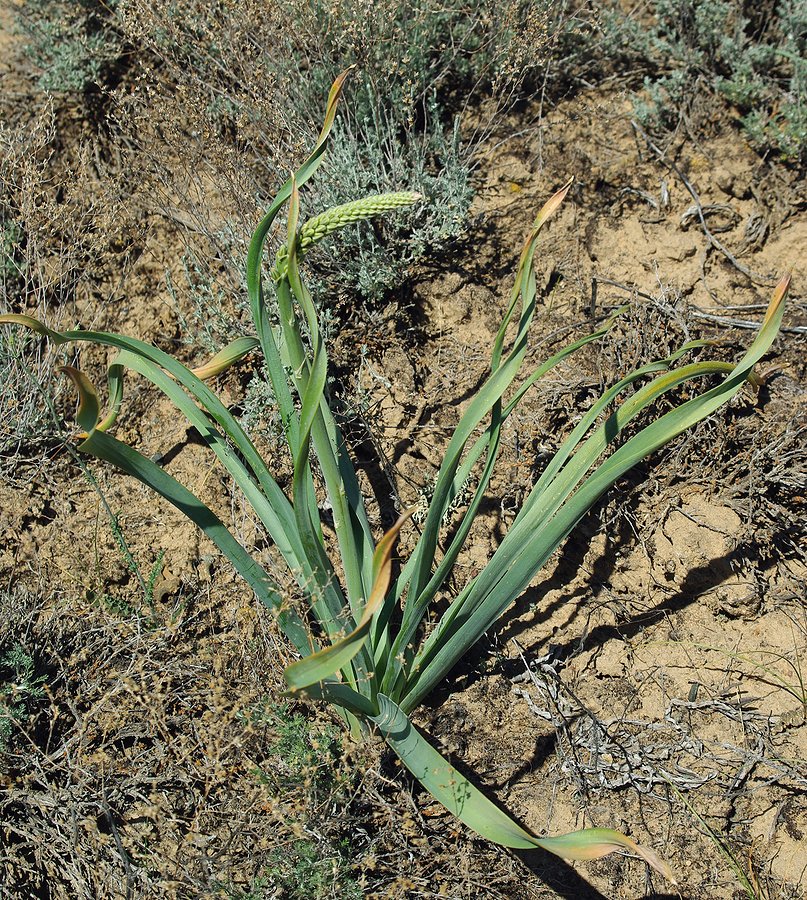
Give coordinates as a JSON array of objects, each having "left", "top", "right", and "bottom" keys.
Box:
[
  {"left": 190, "top": 336, "right": 260, "bottom": 380},
  {"left": 388, "top": 178, "right": 574, "bottom": 674},
  {"left": 404, "top": 274, "right": 789, "bottom": 711},
  {"left": 72, "top": 422, "right": 313, "bottom": 656},
  {"left": 0, "top": 313, "right": 68, "bottom": 344},
  {"left": 59, "top": 366, "right": 100, "bottom": 435},
  {"left": 284, "top": 509, "right": 413, "bottom": 692},
  {"left": 371, "top": 693, "right": 675, "bottom": 883}
]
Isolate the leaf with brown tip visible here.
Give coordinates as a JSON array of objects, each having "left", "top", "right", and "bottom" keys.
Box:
[
  {"left": 284, "top": 508, "right": 414, "bottom": 692},
  {"left": 59, "top": 366, "right": 100, "bottom": 436}
]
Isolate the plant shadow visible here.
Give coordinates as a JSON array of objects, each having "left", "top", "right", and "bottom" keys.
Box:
[
  {"left": 388, "top": 723, "right": 690, "bottom": 900},
  {"left": 425, "top": 482, "right": 752, "bottom": 708}
]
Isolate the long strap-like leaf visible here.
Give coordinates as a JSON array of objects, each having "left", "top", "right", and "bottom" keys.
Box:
[
  {"left": 246, "top": 68, "right": 352, "bottom": 441},
  {"left": 284, "top": 510, "right": 412, "bottom": 693},
  {"left": 1, "top": 318, "right": 350, "bottom": 608},
  {"left": 403, "top": 275, "right": 789, "bottom": 710},
  {"left": 282, "top": 179, "right": 376, "bottom": 615},
  {"left": 371, "top": 693, "right": 675, "bottom": 883},
  {"left": 244, "top": 70, "right": 353, "bottom": 605},
  {"left": 59, "top": 374, "right": 312, "bottom": 657},
  {"left": 1, "top": 315, "right": 356, "bottom": 641},
  {"left": 387, "top": 182, "right": 573, "bottom": 674},
  {"left": 378, "top": 318, "right": 623, "bottom": 698}
]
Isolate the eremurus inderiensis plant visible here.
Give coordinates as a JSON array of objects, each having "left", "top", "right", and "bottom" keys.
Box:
[{"left": 1, "top": 69, "right": 791, "bottom": 887}]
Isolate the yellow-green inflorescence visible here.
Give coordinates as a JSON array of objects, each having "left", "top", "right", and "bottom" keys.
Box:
[{"left": 272, "top": 191, "right": 421, "bottom": 282}]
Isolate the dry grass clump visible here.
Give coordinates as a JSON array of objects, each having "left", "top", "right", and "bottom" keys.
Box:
[
  {"left": 0, "top": 574, "right": 538, "bottom": 899},
  {"left": 108, "top": 0, "right": 561, "bottom": 314},
  {"left": 0, "top": 101, "right": 141, "bottom": 479},
  {"left": 0, "top": 577, "right": 354, "bottom": 897}
]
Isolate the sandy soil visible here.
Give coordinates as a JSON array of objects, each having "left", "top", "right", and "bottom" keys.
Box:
[
  {"left": 339, "top": 90, "right": 806, "bottom": 898},
  {"left": 1, "top": 16, "right": 805, "bottom": 900}
]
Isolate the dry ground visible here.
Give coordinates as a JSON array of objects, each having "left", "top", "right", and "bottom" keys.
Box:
[{"left": 1, "top": 8, "right": 805, "bottom": 900}]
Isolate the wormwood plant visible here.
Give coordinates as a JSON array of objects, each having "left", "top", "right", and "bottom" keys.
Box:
[
  {"left": 597, "top": 0, "right": 806, "bottom": 161},
  {"left": 1, "top": 72, "right": 790, "bottom": 886},
  {"left": 0, "top": 643, "right": 46, "bottom": 755}
]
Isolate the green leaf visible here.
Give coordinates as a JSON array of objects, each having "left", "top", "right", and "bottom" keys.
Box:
[
  {"left": 284, "top": 510, "right": 413, "bottom": 692},
  {"left": 190, "top": 336, "right": 260, "bottom": 380},
  {"left": 5, "top": 314, "right": 349, "bottom": 643},
  {"left": 74, "top": 425, "right": 313, "bottom": 656},
  {"left": 403, "top": 274, "right": 789, "bottom": 711},
  {"left": 371, "top": 693, "right": 675, "bottom": 883},
  {"left": 281, "top": 177, "right": 377, "bottom": 614},
  {"left": 0, "top": 313, "right": 68, "bottom": 343},
  {"left": 386, "top": 178, "right": 574, "bottom": 680},
  {"left": 59, "top": 366, "right": 100, "bottom": 434},
  {"left": 246, "top": 68, "right": 353, "bottom": 450}
]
